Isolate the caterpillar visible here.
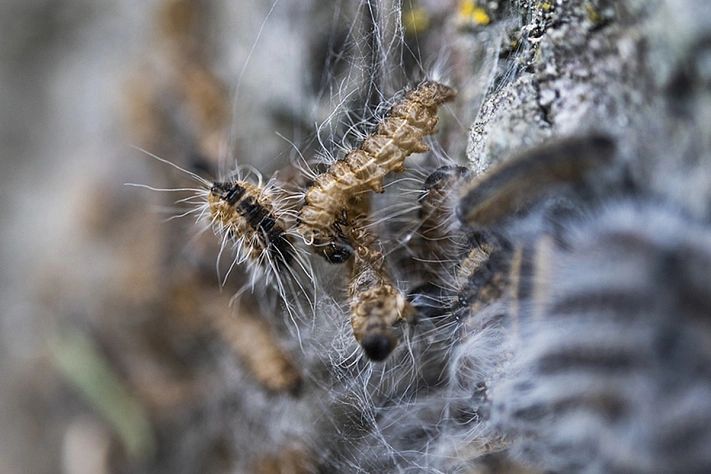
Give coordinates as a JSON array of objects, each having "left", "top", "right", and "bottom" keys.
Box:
[
  {"left": 453, "top": 134, "right": 617, "bottom": 321},
  {"left": 415, "top": 165, "right": 474, "bottom": 285},
  {"left": 126, "top": 0, "right": 316, "bottom": 299},
  {"left": 208, "top": 179, "right": 294, "bottom": 271},
  {"left": 127, "top": 151, "right": 313, "bottom": 307},
  {"left": 439, "top": 133, "right": 711, "bottom": 473},
  {"left": 207, "top": 294, "right": 302, "bottom": 395},
  {"left": 203, "top": 172, "right": 318, "bottom": 312},
  {"left": 349, "top": 242, "right": 416, "bottom": 362},
  {"left": 333, "top": 192, "right": 415, "bottom": 361},
  {"left": 298, "top": 80, "right": 456, "bottom": 263},
  {"left": 442, "top": 134, "right": 637, "bottom": 466},
  {"left": 457, "top": 134, "right": 616, "bottom": 227}
]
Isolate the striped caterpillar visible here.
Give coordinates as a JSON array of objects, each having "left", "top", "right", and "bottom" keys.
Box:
[
  {"left": 298, "top": 80, "right": 456, "bottom": 263},
  {"left": 127, "top": 150, "right": 311, "bottom": 305},
  {"left": 444, "top": 135, "right": 632, "bottom": 466},
  {"left": 208, "top": 180, "right": 294, "bottom": 272},
  {"left": 442, "top": 133, "right": 711, "bottom": 472},
  {"left": 203, "top": 173, "right": 315, "bottom": 312},
  {"left": 454, "top": 134, "right": 616, "bottom": 319}
]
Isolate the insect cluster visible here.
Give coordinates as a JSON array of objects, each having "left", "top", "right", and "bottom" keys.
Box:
[
  {"left": 203, "top": 79, "right": 456, "bottom": 361},
  {"left": 195, "top": 90, "right": 711, "bottom": 472},
  {"left": 120, "top": 0, "right": 711, "bottom": 472}
]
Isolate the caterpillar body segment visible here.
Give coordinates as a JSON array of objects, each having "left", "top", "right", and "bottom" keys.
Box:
[
  {"left": 343, "top": 196, "right": 416, "bottom": 361},
  {"left": 208, "top": 180, "right": 294, "bottom": 269},
  {"left": 207, "top": 294, "right": 302, "bottom": 395},
  {"left": 458, "top": 134, "right": 616, "bottom": 227},
  {"left": 417, "top": 165, "right": 474, "bottom": 267},
  {"left": 298, "top": 80, "right": 457, "bottom": 263},
  {"left": 349, "top": 245, "right": 416, "bottom": 362}
]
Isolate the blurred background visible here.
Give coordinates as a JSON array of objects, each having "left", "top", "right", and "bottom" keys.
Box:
[
  {"left": 0, "top": 1, "right": 317, "bottom": 472},
  {"left": 0, "top": 2, "right": 163, "bottom": 472}
]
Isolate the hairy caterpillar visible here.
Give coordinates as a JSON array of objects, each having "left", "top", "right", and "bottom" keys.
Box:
[
  {"left": 298, "top": 80, "right": 456, "bottom": 263},
  {"left": 324, "top": 191, "right": 416, "bottom": 361},
  {"left": 207, "top": 294, "right": 302, "bottom": 395},
  {"left": 491, "top": 202, "right": 711, "bottom": 473},
  {"left": 203, "top": 174, "right": 319, "bottom": 314},
  {"left": 125, "top": 0, "right": 230, "bottom": 161},
  {"left": 349, "top": 239, "right": 416, "bottom": 362},
  {"left": 458, "top": 134, "right": 616, "bottom": 227},
  {"left": 126, "top": 0, "right": 316, "bottom": 301},
  {"left": 208, "top": 179, "right": 294, "bottom": 272},
  {"left": 454, "top": 135, "right": 618, "bottom": 319},
  {"left": 127, "top": 153, "right": 313, "bottom": 312},
  {"left": 415, "top": 165, "right": 474, "bottom": 287},
  {"left": 443, "top": 133, "right": 711, "bottom": 472},
  {"left": 450, "top": 135, "right": 618, "bottom": 332},
  {"left": 441, "top": 134, "right": 653, "bottom": 467}
]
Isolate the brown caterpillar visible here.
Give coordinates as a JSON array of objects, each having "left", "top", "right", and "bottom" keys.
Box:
[
  {"left": 125, "top": 0, "right": 230, "bottom": 161},
  {"left": 415, "top": 165, "right": 474, "bottom": 282},
  {"left": 298, "top": 80, "right": 456, "bottom": 263},
  {"left": 126, "top": 0, "right": 314, "bottom": 302},
  {"left": 208, "top": 297, "right": 302, "bottom": 395},
  {"left": 344, "top": 197, "right": 416, "bottom": 361},
  {"left": 349, "top": 242, "right": 416, "bottom": 361},
  {"left": 457, "top": 134, "right": 616, "bottom": 227},
  {"left": 207, "top": 179, "right": 295, "bottom": 275},
  {"left": 129, "top": 157, "right": 310, "bottom": 299},
  {"left": 454, "top": 135, "right": 618, "bottom": 333}
]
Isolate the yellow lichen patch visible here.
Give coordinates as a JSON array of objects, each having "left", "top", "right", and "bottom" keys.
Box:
[
  {"left": 459, "top": 0, "right": 491, "bottom": 25},
  {"left": 584, "top": 3, "right": 601, "bottom": 23}
]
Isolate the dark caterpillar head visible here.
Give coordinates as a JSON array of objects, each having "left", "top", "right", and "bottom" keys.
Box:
[
  {"left": 408, "top": 282, "right": 449, "bottom": 320},
  {"left": 421, "top": 165, "right": 473, "bottom": 198},
  {"left": 210, "top": 181, "right": 246, "bottom": 205},
  {"left": 321, "top": 239, "right": 354, "bottom": 263},
  {"left": 360, "top": 331, "right": 398, "bottom": 362}
]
